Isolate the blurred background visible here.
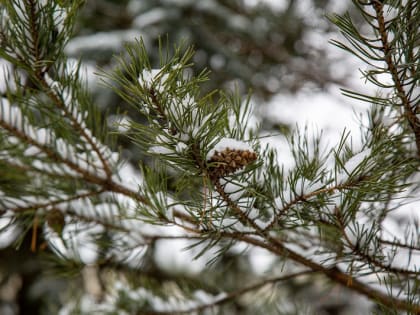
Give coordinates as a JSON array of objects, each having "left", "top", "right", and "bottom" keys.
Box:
[{"left": 0, "top": 1, "right": 374, "bottom": 314}]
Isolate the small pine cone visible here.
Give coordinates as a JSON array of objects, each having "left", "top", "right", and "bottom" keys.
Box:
[{"left": 208, "top": 148, "right": 257, "bottom": 178}]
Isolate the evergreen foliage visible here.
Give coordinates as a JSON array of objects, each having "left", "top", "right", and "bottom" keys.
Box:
[{"left": 0, "top": 0, "right": 419, "bottom": 314}]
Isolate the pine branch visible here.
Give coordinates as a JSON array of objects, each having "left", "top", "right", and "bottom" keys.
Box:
[
  {"left": 220, "top": 231, "right": 420, "bottom": 313},
  {"left": 371, "top": 0, "right": 420, "bottom": 157},
  {"left": 263, "top": 177, "right": 371, "bottom": 232},
  {"left": 0, "top": 116, "right": 131, "bottom": 197},
  {"left": 24, "top": 0, "right": 41, "bottom": 72},
  {"left": 336, "top": 208, "right": 419, "bottom": 277},
  {"left": 169, "top": 195, "right": 420, "bottom": 312},
  {"left": 38, "top": 74, "right": 114, "bottom": 179}
]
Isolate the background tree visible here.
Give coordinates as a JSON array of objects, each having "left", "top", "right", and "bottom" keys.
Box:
[{"left": 0, "top": 0, "right": 419, "bottom": 314}]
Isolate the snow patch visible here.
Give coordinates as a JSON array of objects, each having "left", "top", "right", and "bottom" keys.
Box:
[{"left": 207, "top": 137, "right": 253, "bottom": 160}]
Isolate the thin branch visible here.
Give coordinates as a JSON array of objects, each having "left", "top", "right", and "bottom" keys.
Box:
[
  {"left": 0, "top": 119, "right": 102, "bottom": 183},
  {"left": 0, "top": 159, "right": 84, "bottom": 181},
  {"left": 39, "top": 75, "right": 113, "bottom": 179},
  {"left": 405, "top": 0, "right": 417, "bottom": 79},
  {"left": 24, "top": 0, "right": 40, "bottom": 69},
  {"left": 264, "top": 177, "right": 367, "bottom": 231},
  {"left": 371, "top": 0, "right": 420, "bottom": 157},
  {"left": 223, "top": 231, "right": 420, "bottom": 313},
  {"left": 140, "top": 270, "right": 316, "bottom": 315},
  {"left": 8, "top": 189, "right": 105, "bottom": 213},
  {"left": 0, "top": 119, "right": 149, "bottom": 206},
  {"left": 212, "top": 178, "right": 262, "bottom": 232},
  {"left": 336, "top": 211, "right": 420, "bottom": 277},
  {"left": 380, "top": 238, "right": 420, "bottom": 252}
]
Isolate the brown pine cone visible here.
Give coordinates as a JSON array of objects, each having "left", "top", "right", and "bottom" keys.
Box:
[{"left": 208, "top": 148, "right": 257, "bottom": 179}]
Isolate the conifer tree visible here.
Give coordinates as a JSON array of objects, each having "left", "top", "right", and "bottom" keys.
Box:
[{"left": 0, "top": 0, "right": 419, "bottom": 314}]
